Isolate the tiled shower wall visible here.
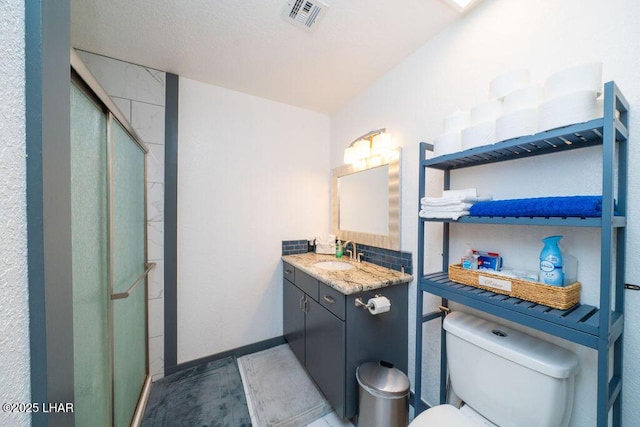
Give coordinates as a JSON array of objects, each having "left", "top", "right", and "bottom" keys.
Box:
[{"left": 76, "top": 50, "right": 166, "bottom": 381}]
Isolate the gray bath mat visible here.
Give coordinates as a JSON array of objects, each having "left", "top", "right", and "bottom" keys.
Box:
[
  {"left": 238, "top": 344, "right": 332, "bottom": 427},
  {"left": 141, "top": 356, "right": 251, "bottom": 426}
]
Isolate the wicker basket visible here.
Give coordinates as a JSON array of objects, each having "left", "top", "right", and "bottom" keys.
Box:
[{"left": 448, "top": 264, "right": 580, "bottom": 310}]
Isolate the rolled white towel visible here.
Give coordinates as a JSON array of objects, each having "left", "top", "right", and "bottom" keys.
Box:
[
  {"left": 421, "top": 195, "right": 466, "bottom": 206},
  {"left": 420, "top": 195, "right": 492, "bottom": 206},
  {"left": 420, "top": 188, "right": 478, "bottom": 205},
  {"left": 443, "top": 188, "right": 477, "bottom": 198},
  {"left": 421, "top": 203, "right": 474, "bottom": 212},
  {"left": 419, "top": 210, "right": 470, "bottom": 220}
]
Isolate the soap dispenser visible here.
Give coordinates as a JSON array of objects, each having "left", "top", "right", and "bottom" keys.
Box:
[
  {"left": 461, "top": 244, "right": 476, "bottom": 269},
  {"left": 336, "top": 239, "right": 344, "bottom": 258},
  {"left": 540, "top": 235, "right": 564, "bottom": 286}
]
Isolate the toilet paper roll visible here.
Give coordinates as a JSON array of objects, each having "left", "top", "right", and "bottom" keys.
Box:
[
  {"left": 462, "top": 121, "right": 495, "bottom": 150},
  {"left": 433, "top": 132, "right": 462, "bottom": 157},
  {"left": 503, "top": 84, "right": 543, "bottom": 114},
  {"left": 443, "top": 110, "right": 471, "bottom": 133},
  {"left": 368, "top": 296, "right": 391, "bottom": 315},
  {"left": 544, "top": 61, "right": 602, "bottom": 100},
  {"left": 470, "top": 99, "right": 503, "bottom": 125},
  {"left": 538, "top": 90, "right": 599, "bottom": 132},
  {"left": 495, "top": 107, "right": 538, "bottom": 142},
  {"left": 490, "top": 68, "right": 531, "bottom": 99}
]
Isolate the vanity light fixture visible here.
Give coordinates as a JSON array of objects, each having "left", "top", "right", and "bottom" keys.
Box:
[
  {"left": 371, "top": 132, "right": 393, "bottom": 155},
  {"left": 343, "top": 138, "right": 371, "bottom": 165},
  {"left": 443, "top": 0, "right": 481, "bottom": 13},
  {"left": 343, "top": 128, "right": 397, "bottom": 166}
]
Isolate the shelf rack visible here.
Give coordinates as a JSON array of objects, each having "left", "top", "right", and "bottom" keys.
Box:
[{"left": 413, "top": 81, "right": 629, "bottom": 427}]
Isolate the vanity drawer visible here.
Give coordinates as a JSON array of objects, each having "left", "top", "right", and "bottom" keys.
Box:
[
  {"left": 283, "top": 262, "right": 295, "bottom": 283},
  {"left": 294, "top": 269, "right": 319, "bottom": 302},
  {"left": 319, "top": 282, "right": 345, "bottom": 320}
]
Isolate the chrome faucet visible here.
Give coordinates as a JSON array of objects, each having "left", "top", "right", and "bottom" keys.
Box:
[{"left": 343, "top": 241, "right": 358, "bottom": 261}]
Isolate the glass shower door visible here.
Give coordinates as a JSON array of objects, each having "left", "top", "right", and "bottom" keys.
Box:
[
  {"left": 110, "top": 118, "right": 148, "bottom": 427},
  {"left": 71, "top": 82, "right": 111, "bottom": 427},
  {"left": 71, "top": 78, "right": 149, "bottom": 426}
]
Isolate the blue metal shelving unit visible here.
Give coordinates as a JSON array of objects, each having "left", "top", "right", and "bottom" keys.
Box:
[{"left": 413, "top": 81, "right": 629, "bottom": 426}]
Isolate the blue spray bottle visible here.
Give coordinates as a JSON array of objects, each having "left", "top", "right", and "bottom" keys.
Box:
[{"left": 540, "top": 235, "right": 564, "bottom": 286}]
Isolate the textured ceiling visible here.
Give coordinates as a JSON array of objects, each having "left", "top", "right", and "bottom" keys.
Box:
[{"left": 71, "top": 0, "right": 460, "bottom": 113}]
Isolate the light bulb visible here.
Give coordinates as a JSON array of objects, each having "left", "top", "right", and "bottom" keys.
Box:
[{"left": 372, "top": 133, "right": 393, "bottom": 155}]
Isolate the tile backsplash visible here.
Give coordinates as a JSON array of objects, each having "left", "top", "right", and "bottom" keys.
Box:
[
  {"left": 282, "top": 239, "right": 412, "bottom": 274},
  {"left": 282, "top": 239, "right": 310, "bottom": 255},
  {"left": 357, "top": 243, "right": 413, "bottom": 275}
]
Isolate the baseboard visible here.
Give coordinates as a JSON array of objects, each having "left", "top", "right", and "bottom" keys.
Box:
[{"left": 165, "top": 336, "right": 286, "bottom": 376}]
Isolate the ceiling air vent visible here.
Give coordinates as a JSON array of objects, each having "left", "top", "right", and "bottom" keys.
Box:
[{"left": 282, "top": 0, "right": 329, "bottom": 31}]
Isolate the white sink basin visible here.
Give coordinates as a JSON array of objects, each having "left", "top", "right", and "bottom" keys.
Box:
[{"left": 313, "top": 261, "right": 354, "bottom": 271}]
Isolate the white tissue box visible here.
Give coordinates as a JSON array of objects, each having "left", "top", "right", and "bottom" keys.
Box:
[{"left": 315, "top": 243, "right": 336, "bottom": 255}]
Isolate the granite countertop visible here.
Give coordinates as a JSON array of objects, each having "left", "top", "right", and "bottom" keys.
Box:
[{"left": 282, "top": 252, "right": 413, "bottom": 295}]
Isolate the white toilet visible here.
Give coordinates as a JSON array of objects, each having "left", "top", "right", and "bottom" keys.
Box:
[{"left": 411, "top": 311, "right": 580, "bottom": 427}]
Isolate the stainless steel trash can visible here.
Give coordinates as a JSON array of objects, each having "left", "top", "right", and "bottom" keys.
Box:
[{"left": 356, "top": 361, "right": 410, "bottom": 427}]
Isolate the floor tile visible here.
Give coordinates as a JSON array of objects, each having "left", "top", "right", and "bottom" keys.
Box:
[
  {"left": 305, "top": 411, "right": 355, "bottom": 427},
  {"left": 322, "top": 411, "right": 355, "bottom": 427},
  {"left": 306, "top": 418, "right": 329, "bottom": 427}
]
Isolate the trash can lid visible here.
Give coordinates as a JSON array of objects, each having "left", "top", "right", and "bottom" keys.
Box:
[{"left": 356, "top": 361, "right": 410, "bottom": 397}]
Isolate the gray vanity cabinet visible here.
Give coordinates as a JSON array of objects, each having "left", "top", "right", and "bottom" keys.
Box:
[
  {"left": 283, "top": 277, "right": 306, "bottom": 364},
  {"left": 282, "top": 261, "right": 408, "bottom": 420},
  {"left": 283, "top": 263, "right": 346, "bottom": 417},
  {"left": 305, "top": 295, "right": 346, "bottom": 417}
]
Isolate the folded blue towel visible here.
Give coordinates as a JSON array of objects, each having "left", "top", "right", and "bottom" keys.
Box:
[{"left": 469, "top": 196, "right": 608, "bottom": 218}]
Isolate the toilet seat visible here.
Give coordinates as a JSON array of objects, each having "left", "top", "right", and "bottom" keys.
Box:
[{"left": 410, "top": 404, "right": 477, "bottom": 426}]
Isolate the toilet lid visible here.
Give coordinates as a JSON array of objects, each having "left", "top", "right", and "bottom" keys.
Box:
[{"left": 411, "top": 404, "right": 477, "bottom": 427}]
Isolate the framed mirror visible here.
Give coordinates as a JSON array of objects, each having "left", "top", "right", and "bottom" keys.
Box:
[{"left": 332, "top": 148, "right": 400, "bottom": 250}]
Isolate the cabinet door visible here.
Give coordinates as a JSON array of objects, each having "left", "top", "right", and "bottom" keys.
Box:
[
  {"left": 283, "top": 279, "right": 306, "bottom": 365},
  {"left": 305, "top": 298, "right": 346, "bottom": 418}
]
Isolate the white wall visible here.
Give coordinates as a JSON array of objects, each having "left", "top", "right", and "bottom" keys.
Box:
[
  {"left": 330, "top": 0, "right": 640, "bottom": 425},
  {"left": 0, "top": 0, "right": 31, "bottom": 426},
  {"left": 177, "top": 77, "right": 330, "bottom": 363},
  {"left": 75, "top": 51, "right": 167, "bottom": 380}
]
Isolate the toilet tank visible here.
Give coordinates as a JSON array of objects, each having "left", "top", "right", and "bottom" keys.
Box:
[{"left": 444, "top": 312, "right": 580, "bottom": 427}]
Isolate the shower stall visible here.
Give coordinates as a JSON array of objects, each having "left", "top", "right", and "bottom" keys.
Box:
[{"left": 70, "top": 51, "right": 153, "bottom": 426}]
